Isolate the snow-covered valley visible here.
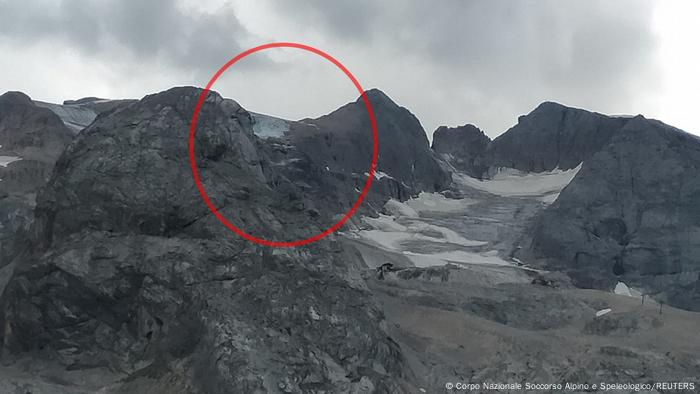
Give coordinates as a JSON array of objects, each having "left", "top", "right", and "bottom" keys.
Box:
[{"left": 348, "top": 166, "right": 581, "bottom": 273}]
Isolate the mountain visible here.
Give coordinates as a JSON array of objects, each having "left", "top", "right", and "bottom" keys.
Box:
[
  {"left": 0, "top": 91, "right": 74, "bottom": 264},
  {"left": 2, "top": 87, "right": 700, "bottom": 392},
  {"left": 289, "top": 89, "right": 451, "bottom": 199},
  {"left": 433, "top": 101, "right": 700, "bottom": 311},
  {"left": 433, "top": 101, "right": 630, "bottom": 177},
  {"left": 0, "top": 87, "right": 412, "bottom": 392},
  {"left": 523, "top": 116, "right": 700, "bottom": 311},
  {"left": 431, "top": 123, "right": 490, "bottom": 175}
]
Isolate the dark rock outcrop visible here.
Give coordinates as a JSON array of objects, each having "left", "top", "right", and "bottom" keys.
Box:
[
  {"left": 431, "top": 124, "right": 490, "bottom": 176},
  {"left": 482, "top": 102, "right": 629, "bottom": 173},
  {"left": 289, "top": 89, "right": 451, "bottom": 199},
  {"left": 35, "top": 97, "right": 136, "bottom": 133},
  {"left": 0, "top": 91, "right": 74, "bottom": 265},
  {"left": 0, "top": 87, "right": 410, "bottom": 392},
  {"left": 433, "top": 102, "right": 630, "bottom": 178},
  {"left": 524, "top": 116, "right": 700, "bottom": 311}
]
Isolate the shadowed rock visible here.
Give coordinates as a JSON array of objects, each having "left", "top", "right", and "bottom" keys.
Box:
[
  {"left": 432, "top": 123, "right": 490, "bottom": 177},
  {"left": 524, "top": 116, "right": 700, "bottom": 310},
  {"left": 0, "top": 91, "right": 74, "bottom": 266},
  {"left": 0, "top": 87, "right": 409, "bottom": 392}
]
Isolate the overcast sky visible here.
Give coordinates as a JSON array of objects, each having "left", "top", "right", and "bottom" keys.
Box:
[{"left": 1, "top": 0, "right": 698, "bottom": 140}]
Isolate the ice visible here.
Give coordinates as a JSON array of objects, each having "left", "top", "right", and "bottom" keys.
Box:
[
  {"left": 350, "top": 166, "right": 561, "bottom": 271},
  {"left": 595, "top": 308, "right": 612, "bottom": 317},
  {"left": 0, "top": 156, "right": 22, "bottom": 167},
  {"left": 384, "top": 199, "right": 418, "bottom": 218},
  {"left": 34, "top": 101, "right": 97, "bottom": 133},
  {"left": 454, "top": 163, "right": 582, "bottom": 202},
  {"left": 250, "top": 112, "right": 289, "bottom": 138},
  {"left": 354, "top": 196, "right": 501, "bottom": 269},
  {"left": 614, "top": 281, "right": 642, "bottom": 299},
  {"left": 404, "top": 192, "right": 476, "bottom": 213}
]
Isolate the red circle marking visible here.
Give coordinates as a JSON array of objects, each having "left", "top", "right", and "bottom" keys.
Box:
[{"left": 189, "top": 42, "right": 378, "bottom": 248}]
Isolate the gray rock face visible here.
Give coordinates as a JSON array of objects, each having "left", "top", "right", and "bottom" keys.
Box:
[
  {"left": 290, "top": 89, "right": 451, "bottom": 197},
  {"left": 0, "top": 91, "right": 74, "bottom": 162},
  {"left": 0, "top": 91, "right": 74, "bottom": 265},
  {"left": 431, "top": 124, "right": 490, "bottom": 176},
  {"left": 433, "top": 102, "right": 630, "bottom": 178},
  {"left": 525, "top": 116, "right": 700, "bottom": 311},
  {"left": 35, "top": 97, "right": 135, "bottom": 133},
  {"left": 0, "top": 87, "right": 409, "bottom": 392},
  {"left": 482, "top": 102, "right": 629, "bottom": 174}
]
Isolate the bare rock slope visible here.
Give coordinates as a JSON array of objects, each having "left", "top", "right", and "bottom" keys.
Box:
[
  {"left": 525, "top": 116, "right": 700, "bottom": 311},
  {"left": 0, "top": 87, "right": 411, "bottom": 393},
  {"left": 0, "top": 91, "right": 74, "bottom": 265}
]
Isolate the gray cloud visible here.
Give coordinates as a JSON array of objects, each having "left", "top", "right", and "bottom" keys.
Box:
[
  {"left": 0, "top": 0, "right": 665, "bottom": 138},
  {"left": 0, "top": 0, "right": 272, "bottom": 76},
  {"left": 267, "top": 0, "right": 660, "bottom": 136}
]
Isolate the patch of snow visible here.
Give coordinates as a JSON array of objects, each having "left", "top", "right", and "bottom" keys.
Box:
[
  {"left": 0, "top": 156, "right": 22, "bottom": 167},
  {"left": 614, "top": 281, "right": 642, "bottom": 299},
  {"left": 384, "top": 199, "right": 418, "bottom": 218},
  {"left": 362, "top": 214, "right": 407, "bottom": 232},
  {"left": 250, "top": 112, "right": 289, "bottom": 138},
  {"left": 454, "top": 163, "right": 582, "bottom": 202},
  {"left": 540, "top": 192, "right": 560, "bottom": 204},
  {"left": 404, "top": 192, "right": 476, "bottom": 213},
  {"left": 595, "top": 308, "right": 612, "bottom": 317},
  {"left": 364, "top": 170, "right": 394, "bottom": 181},
  {"left": 350, "top": 184, "right": 526, "bottom": 270},
  {"left": 300, "top": 121, "right": 319, "bottom": 129},
  {"left": 357, "top": 208, "right": 486, "bottom": 251},
  {"left": 273, "top": 158, "right": 302, "bottom": 166}
]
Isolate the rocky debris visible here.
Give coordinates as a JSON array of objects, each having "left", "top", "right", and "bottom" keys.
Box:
[
  {"left": 368, "top": 263, "right": 700, "bottom": 392},
  {"left": 0, "top": 87, "right": 410, "bottom": 392},
  {"left": 525, "top": 116, "right": 700, "bottom": 311},
  {"left": 431, "top": 124, "right": 490, "bottom": 177},
  {"left": 584, "top": 310, "right": 663, "bottom": 336},
  {"left": 0, "top": 91, "right": 75, "bottom": 265}
]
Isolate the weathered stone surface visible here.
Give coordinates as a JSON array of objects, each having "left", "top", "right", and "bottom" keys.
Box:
[
  {"left": 0, "top": 87, "right": 409, "bottom": 392},
  {"left": 525, "top": 116, "right": 700, "bottom": 310},
  {"left": 290, "top": 89, "right": 451, "bottom": 198},
  {"left": 431, "top": 124, "right": 490, "bottom": 176},
  {"left": 0, "top": 91, "right": 74, "bottom": 265}
]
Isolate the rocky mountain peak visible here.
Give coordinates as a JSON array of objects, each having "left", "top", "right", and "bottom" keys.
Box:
[
  {"left": 289, "top": 89, "right": 450, "bottom": 197},
  {"left": 358, "top": 88, "right": 393, "bottom": 105},
  {"left": 432, "top": 124, "right": 491, "bottom": 175},
  {"left": 0, "top": 91, "right": 33, "bottom": 106}
]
